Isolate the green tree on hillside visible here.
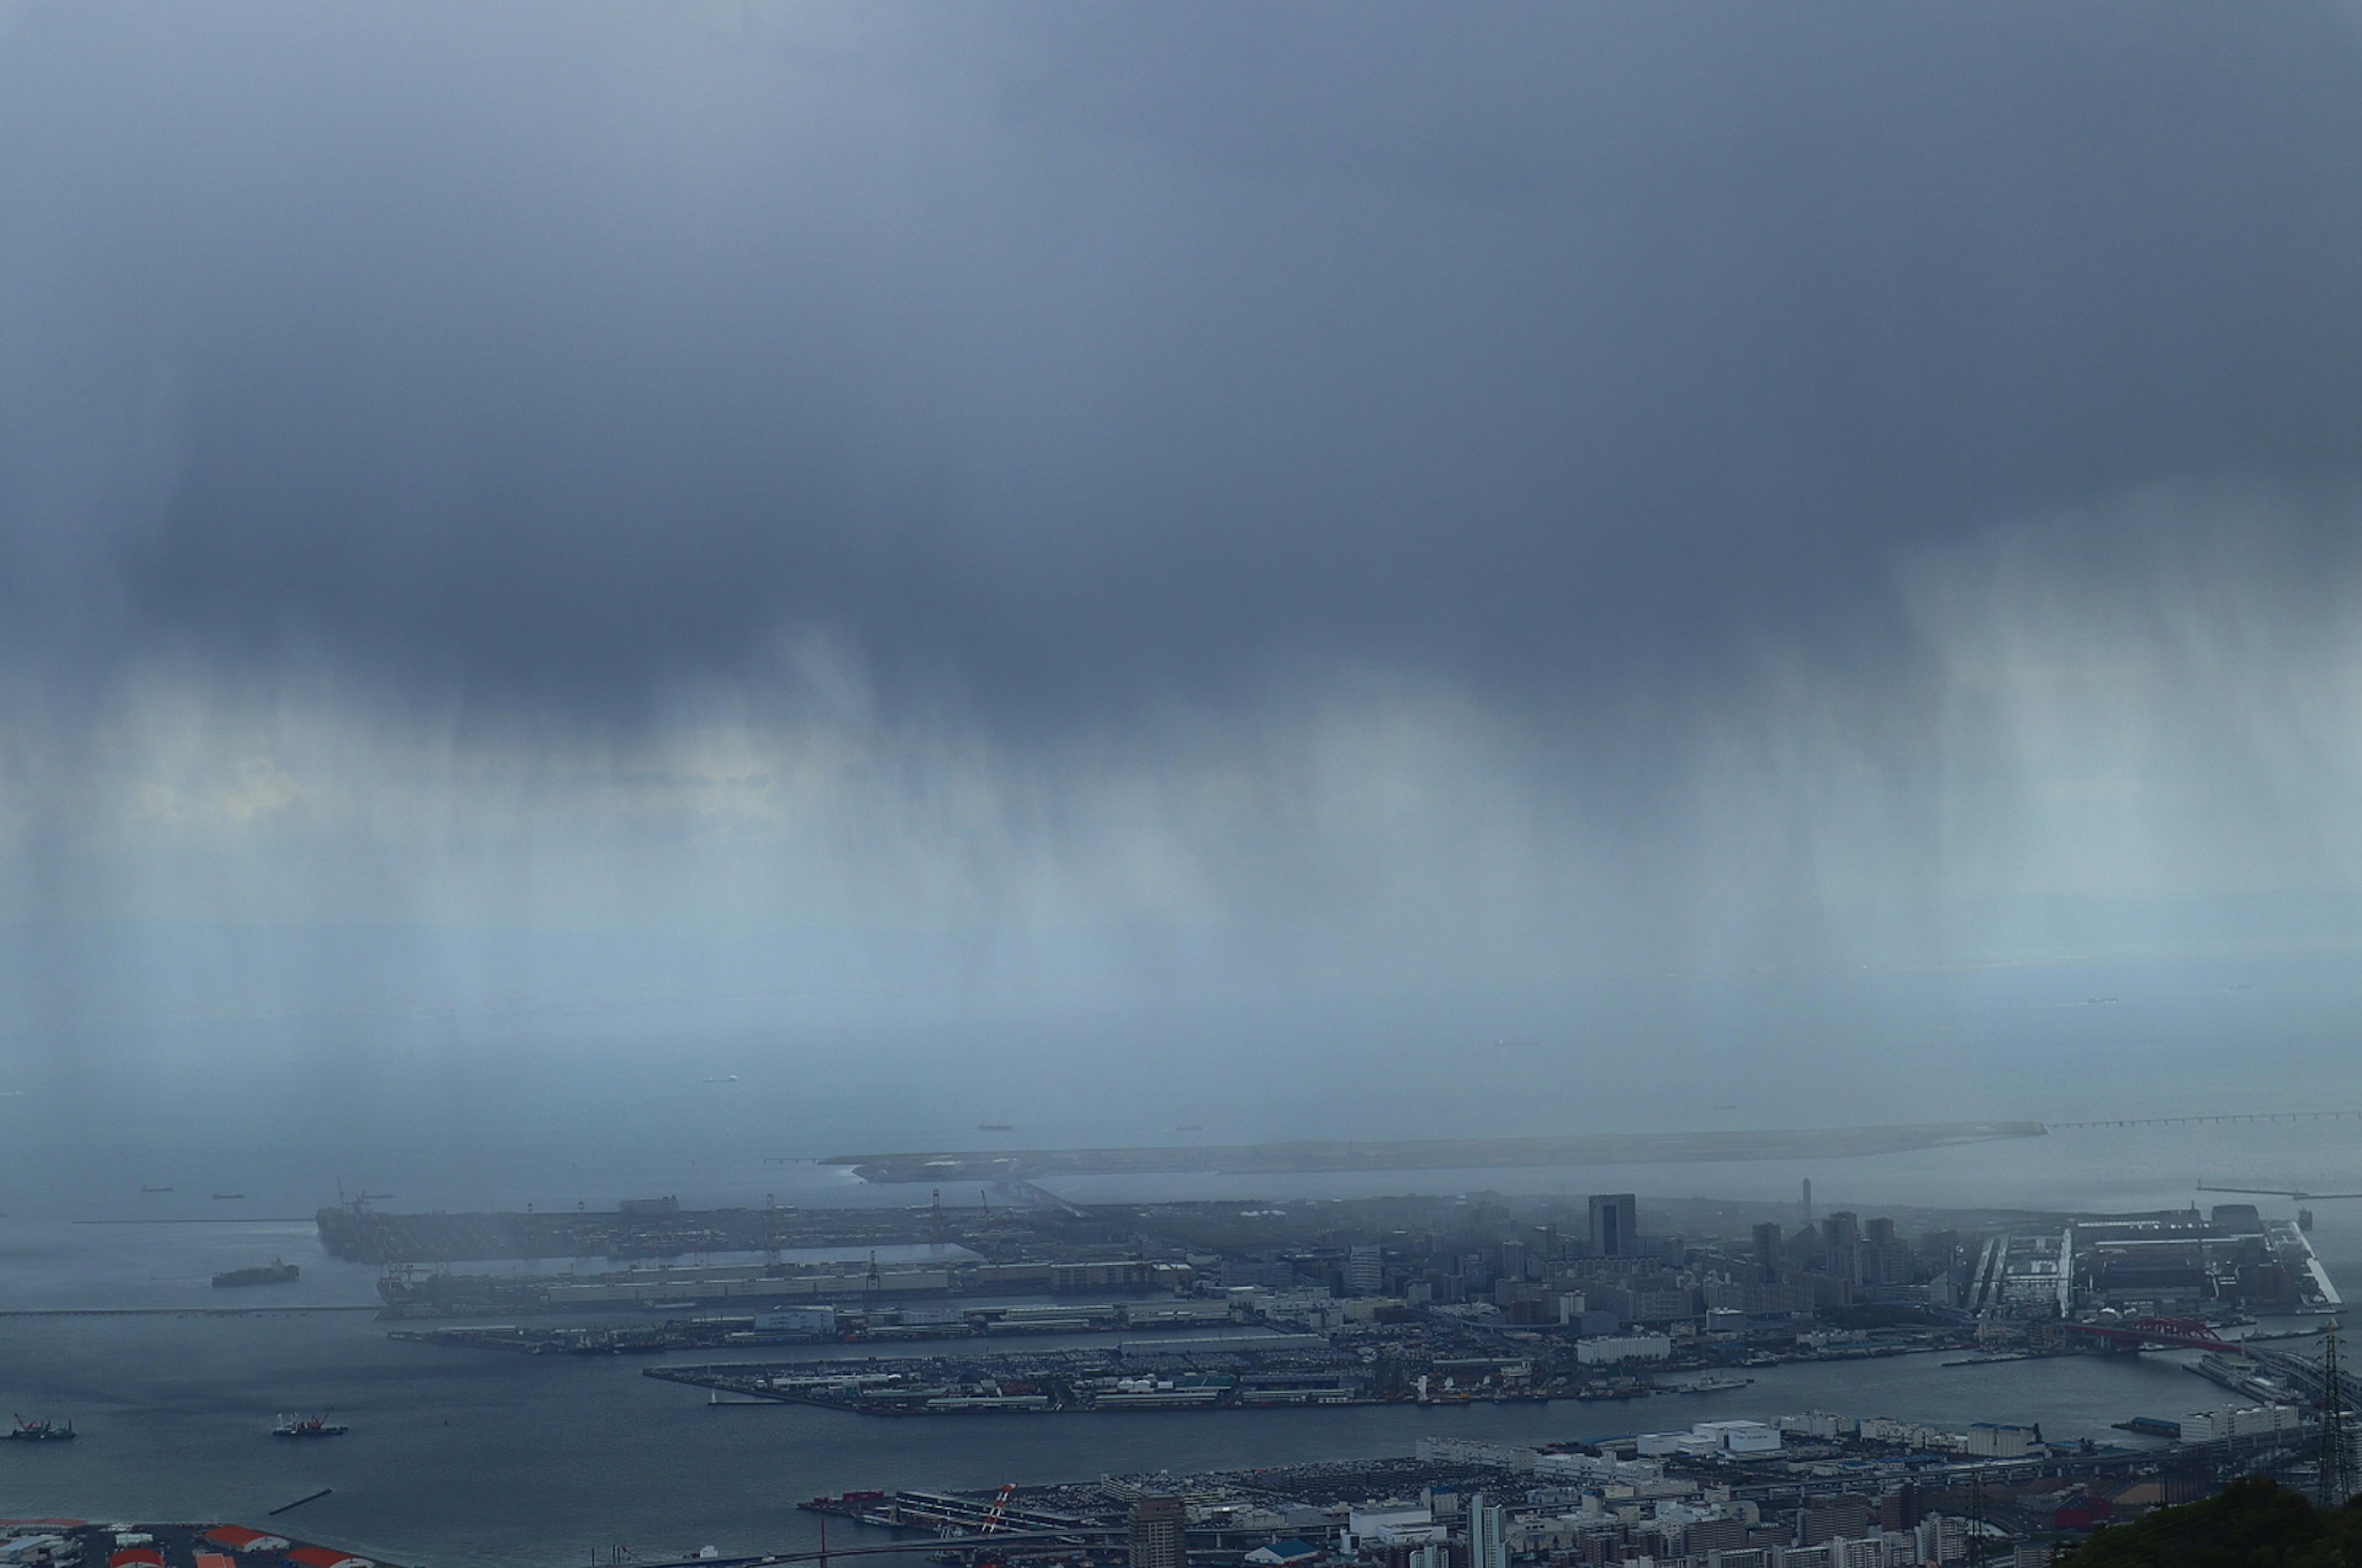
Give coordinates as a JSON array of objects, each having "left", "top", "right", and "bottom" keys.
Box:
[{"left": 2059, "top": 1478, "right": 2362, "bottom": 1567}]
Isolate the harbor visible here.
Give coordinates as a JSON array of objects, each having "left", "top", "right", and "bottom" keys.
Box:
[
  {"left": 0, "top": 1258, "right": 2331, "bottom": 1568},
  {"left": 4, "top": 1130, "right": 2360, "bottom": 1568}
]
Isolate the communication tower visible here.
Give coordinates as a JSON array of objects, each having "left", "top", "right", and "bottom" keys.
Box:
[{"left": 2320, "top": 1323, "right": 2355, "bottom": 1506}]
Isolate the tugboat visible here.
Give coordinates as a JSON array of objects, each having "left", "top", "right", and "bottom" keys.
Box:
[
  {"left": 5, "top": 1414, "right": 74, "bottom": 1441},
  {"left": 271, "top": 1411, "right": 348, "bottom": 1438},
  {"left": 213, "top": 1260, "right": 301, "bottom": 1289}
]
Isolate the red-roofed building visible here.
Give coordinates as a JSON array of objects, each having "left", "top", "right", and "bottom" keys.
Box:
[
  {"left": 108, "top": 1551, "right": 167, "bottom": 1568},
  {"left": 197, "top": 1555, "right": 238, "bottom": 1568},
  {"left": 203, "top": 1527, "right": 290, "bottom": 1554},
  {"left": 283, "top": 1548, "right": 372, "bottom": 1568}
]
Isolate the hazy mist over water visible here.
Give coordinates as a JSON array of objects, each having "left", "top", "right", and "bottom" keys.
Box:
[{"left": 5, "top": 936, "right": 2362, "bottom": 1222}]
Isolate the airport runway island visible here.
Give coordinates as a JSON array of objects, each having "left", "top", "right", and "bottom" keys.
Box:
[{"left": 824, "top": 1120, "right": 2049, "bottom": 1184}]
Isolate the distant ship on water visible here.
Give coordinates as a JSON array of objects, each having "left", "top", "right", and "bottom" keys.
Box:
[{"left": 214, "top": 1260, "right": 300, "bottom": 1289}]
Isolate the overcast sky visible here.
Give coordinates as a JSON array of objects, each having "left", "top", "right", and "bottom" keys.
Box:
[{"left": 7, "top": 2, "right": 2362, "bottom": 1068}]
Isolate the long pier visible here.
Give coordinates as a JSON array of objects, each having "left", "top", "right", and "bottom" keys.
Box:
[
  {"left": 2048, "top": 1110, "right": 2362, "bottom": 1129},
  {"left": 825, "top": 1121, "right": 2050, "bottom": 1184}
]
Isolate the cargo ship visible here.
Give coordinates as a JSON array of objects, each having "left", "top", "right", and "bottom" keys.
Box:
[
  {"left": 271, "top": 1412, "right": 347, "bottom": 1437},
  {"left": 6, "top": 1414, "right": 74, "bottom": 1441},
  {"left": 213, "top": 1260, "right": 301, "bottom": 1289}
]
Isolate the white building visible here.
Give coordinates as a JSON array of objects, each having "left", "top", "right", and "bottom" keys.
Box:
[
  {"left": 1530, "top": 1450, "right": 1663, "bottom": 1486},
  {"left": 1415, "top": 1436, "right": 1538, "bottom": 1471},
  {"left": 1692, "top": 1419, "right": 1781, "bottom": 1454},
  {"left": 1468, "top": 1494, "right": 1508, "bottom": 1568},
  {"left": 2182, "top": 1404, "right": 2303, "bottom": 1442},
  {"left": 1343, "top": 1506, "right": 1443, "bottom": 1551},
  {"left": 1575, "top": 1334, "right": 1672, "bottom": 1364},
  {"left": 1966, "top": 1422, "right": 2040, "bottom": 1458}
]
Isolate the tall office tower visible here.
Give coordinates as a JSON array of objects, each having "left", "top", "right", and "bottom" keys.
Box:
[
  {"left": 1347, "top": 1244, "right": 1385, "bottom": 1297},
  {"left": 1921, "top": 1230, "right": 1960, "bottom": 1278},
  {"left": 1130, "top": 1496, "right": 1187, "bottom": 1568},
  {"left": 1802, "top": 1178, "right": 1813, "bottom": 1226},
  {"left": 1824, "top": 1211, "right": 1863, "bottom": 1283},
  {"left": 1468, "top": 1494, "right": 1508, "bottom": 1568},
  {"left": 1752, "top": 1220, "right": 1784, "bottom": 1281},
  {"left": 1588, "top": 1193, "right": 1638, "bottom": 1258}
]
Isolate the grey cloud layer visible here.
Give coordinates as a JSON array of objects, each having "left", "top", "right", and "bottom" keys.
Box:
[{"left": 5, "top": 2, "right": 2362, "bottom": 731}]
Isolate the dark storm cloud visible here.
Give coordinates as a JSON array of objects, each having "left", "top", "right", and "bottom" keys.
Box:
[{"left": 5, "top": 2, "right": 2361, "bottom": 731}]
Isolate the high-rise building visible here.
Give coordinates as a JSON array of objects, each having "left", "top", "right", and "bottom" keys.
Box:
[
  {"left": 1588, "top": 1194, "right": 1638, "bottom": 1259},
  {"left": 1823, "top": 1212, "right": 1861, "bottom": 1283},
  {"left": 1129, "top": 1496, "right": 1187, "bottom": 1568},
  {"left": 1348, "top": 1244, "right": 1385, "bottom": 1297},
  {"left": 1752, "top": 1221, "right": 1784, "bottom": 1281},
  {"left": 1467, "top": 1494, "right": 1507, "bottom": 1568}
]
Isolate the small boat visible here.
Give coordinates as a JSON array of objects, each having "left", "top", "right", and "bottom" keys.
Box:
[
  {"left": 272, "top": 1411, "right": 348, "bottom": 1437},
  {"left": 5, "top": 1414, "right": 73, "bottom": 1441},
  {"left": 140, "top": 1185, "right": 173, "bottom": 1193},
  {"left": 1674, "top": 1375, "right": 1754, "bottom": 1394},
  {"left": 210, "top": 1192, "right": 246, "bottom": 1200}
]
